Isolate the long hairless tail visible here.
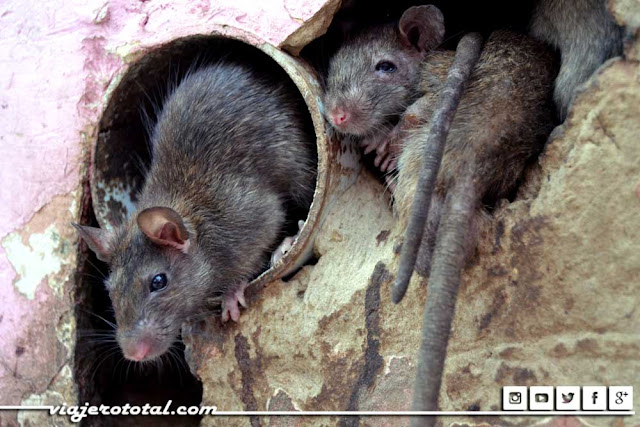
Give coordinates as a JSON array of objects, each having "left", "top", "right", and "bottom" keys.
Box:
[
  {"left": 392, "top": 32, "right": 483, "bottom": 304},
  {"left": 411, "top": 174, "right": 477, "bottom": 427}
]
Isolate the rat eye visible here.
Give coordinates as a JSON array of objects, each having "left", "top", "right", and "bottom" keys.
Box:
[
  {"left": 150, "top": 274, "right": 167, "bottom": 292},
  {"left": 375, "top": 61, "right": 397, "bottom": 73}
]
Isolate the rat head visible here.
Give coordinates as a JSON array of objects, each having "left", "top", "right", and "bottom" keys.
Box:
[
  {"left": 324, "top": 5, "right": 445, "bottom": 136},
  {"left": 74, "top": 207, "right": 217, "bottom": 362}
]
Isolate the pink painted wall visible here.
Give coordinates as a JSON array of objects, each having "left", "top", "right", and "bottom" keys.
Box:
[{"left": 0, "top": 0, "right": 330, "bottom": 414}]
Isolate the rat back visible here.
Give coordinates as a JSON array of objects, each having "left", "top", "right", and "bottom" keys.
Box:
[
  {"left": 529, "top": 0, "right": 623, "bottom": 119},
  {"left": 146, "top": 60, "right": 316, "bottom": 211},
  {"left": 138, "top": 60, "right": 317, "bottom": 281},
  {"left": 394, "top": 30, "right": 558, "bottom": 219}
]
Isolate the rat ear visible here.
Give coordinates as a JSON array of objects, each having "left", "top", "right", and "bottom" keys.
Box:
[
  {"left": 399, "top": 5, "right": 445, "bottom": 54},
  {"left": 72, "top": 223, "right": 114, "bottom": 262},
  {"left": 137, "top": 207, "right": 190, "bottom": 254}
]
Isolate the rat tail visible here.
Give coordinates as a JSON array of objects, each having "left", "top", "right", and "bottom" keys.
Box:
[
  {"left": 388, "top": 32, "right": 484, "bottom": 427},
  {"left": 410, "top": 173, "right": 478, "bottom": 425},
  {"left": 393, "top": 32, "right": 483, "bottom": 303}
]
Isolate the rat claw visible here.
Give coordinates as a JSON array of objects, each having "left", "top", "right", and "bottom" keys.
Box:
[
  {"left": 270, "top": 220, "right": 305, "bottom": 266},
  {"left": 221, "top": 301, "right": 240, "bottom": 322},
  {"left": 270, "top": 236, "right": 295, "bottom": 265},
  {"left": 376, "top": 139, "right": 389, "bottom": 155},
  {"left": 374, "top": 153, "right": 382, "bottom": 168},
  {"left": 381, "top": 154, "right": 397, "bottom": 173},
  {"left": 236, "top": 282, "right": 248, "bottom": 308},
  {"left": 361, "top": 134, "right": 383, "bottom": 154},
  {"left": 229, "top": 305, "right": 240, "bottom": 322},
  {"left": 221, "top": 282, "right": 248, "bottom": 322},
  {"left": 362, "top": 142, "right": 377, "bottom": 155},
  {"left": 237, "top": 292, "right": 247, "bottom": 308},
  {"left": 380, "top": 156, "right": 389, "bottom": 172}
]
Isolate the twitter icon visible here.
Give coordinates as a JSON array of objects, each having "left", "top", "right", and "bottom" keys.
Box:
[{"left": 556, "top": 386, "right": 581, "bottom": 410}]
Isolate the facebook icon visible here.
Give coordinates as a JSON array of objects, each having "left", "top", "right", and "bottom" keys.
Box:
[{"left": 583, "top": 386, "right": 607, "bottom": 410}]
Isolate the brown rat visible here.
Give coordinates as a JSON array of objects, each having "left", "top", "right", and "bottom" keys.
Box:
[
  {"left": 529, "top": 0, "right": 623, "bottom": 120},
  {"left": 325, "top": 6, "right": 557, "bottom": 417},
  {"left": 74, "top": 58, "right": 317, "bottom": 362},
  {"left": 394, "top": 27, "right": 556, "bottom": 418},
  {"left": 325, "top": 5, "right": 557, "bottom": 270},
  {"left": 394, "top": 29, "right": 558, "bottom": 272}
]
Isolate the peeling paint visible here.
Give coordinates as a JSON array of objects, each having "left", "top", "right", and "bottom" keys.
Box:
[
  {"left": 110, "top": 41, "right": 144, "bottom": 63},
  {"left": 94, "top": 181, "right": 137, "bottom": 230},
  {"left": 270, "top": 388, "right": 303, "bottom": 411},
  {"left": 56, "top": 310, "right": 76, "bottom": 360},
  {"left": 18, "top": 366, "right": 74, "bottom": 426},
  {"left": 67, "top": 192, "right": 78, "bottom": 217},
  {"left": 19, "top": 385, "right": 65, "bottom": 407},
  {"left": 384, "top": 355, "right": 411, "bottom": 376},
  {"left": 93, "top": 2, "right": 109, "bottom": 24},
  {"left": 2, "top": 225, "right": 68, "bottom": 300}
]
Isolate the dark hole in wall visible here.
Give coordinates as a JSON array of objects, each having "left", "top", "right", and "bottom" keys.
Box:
[{"left": 77, "top": 36, "right": 318, "bottom": 426}]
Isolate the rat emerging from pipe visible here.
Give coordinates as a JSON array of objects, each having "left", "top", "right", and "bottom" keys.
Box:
[{"left": 74, "top": 57, "right": 317, "bottom": 362}]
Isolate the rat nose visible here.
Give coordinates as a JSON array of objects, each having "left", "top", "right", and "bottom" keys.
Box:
[
  {"left": 331, "top": 109, "right": 349, "bottom": 126},
  {"left": 124, "top": 338, "right": 153, "bottom": 361}
]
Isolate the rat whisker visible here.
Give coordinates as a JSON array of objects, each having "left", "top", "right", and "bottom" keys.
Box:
[
  {"left": 81, "top": 258, "right": 108, "bottom": 281},
  {"left": 78, "top": 308, "right": 117, "bottom": 330},
  {"left": 89, "top": 346, "right": 121, "bottom": 384}
]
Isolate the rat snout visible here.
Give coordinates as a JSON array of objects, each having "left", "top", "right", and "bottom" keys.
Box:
[
  {"left": 326, "top": 100, "right": 368, "bottom": 136},
  {"left": 118, "top": 330, "right": 172, "bottom": 362},
  {"left": 330, "top": 108, "right": 350, "bottom": 127},
  {"left": 124, "top": 337, "right": 153, "bottom": 361}
]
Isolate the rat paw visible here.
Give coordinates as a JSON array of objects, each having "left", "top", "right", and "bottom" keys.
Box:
[
  {"left": 376, "top": 97, "right": 429, "bottom": 173},
  {"left": 270, "top": 220, "right": 305, "bottom": 266},
  {"left": 360, "top": 132, "right": 386, "bottom": 155},
  {"left": 374, "top": 122, "right": 408, "bottom": 172},
  {"left": 360, "top": 127, "right": 404, "bottom": 173},
  {"left": 221, "top": 282, "right": 248, "bottom": 323}
]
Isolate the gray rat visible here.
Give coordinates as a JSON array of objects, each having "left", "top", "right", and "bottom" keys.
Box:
[
  {"left": 325, "top": 6, "right": 557, "bottom": 417},
  {"left": 325, "top": 5, "right": 557, "bottom": 269},
  {"left": 74, "top": 58, "right": 317, "bottom": 362},
  {"left": 529, "top": 0, "right": 623, "bottom": 120},
  {"left": 323, "top": 5, "right": 436, "bottom": 171},
  {"left": 395, "top": 27, "right": 556, "bottom": 418}
]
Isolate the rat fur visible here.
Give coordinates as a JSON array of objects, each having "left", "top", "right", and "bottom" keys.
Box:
[
  {"left": 325, "top": 6, "right": 556, "bottom": 419},
  {"left": 324, "top": 5, "right": 557, "bottom": 270},
  {"left": 529, "top": 0, "right": 623, "bottom": 120},
  {"left": 393, "top": 29, "right": 558, "bottom": 271},
  {"left": 75, "top": 58, "right": 316, "bottom": 362}
]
